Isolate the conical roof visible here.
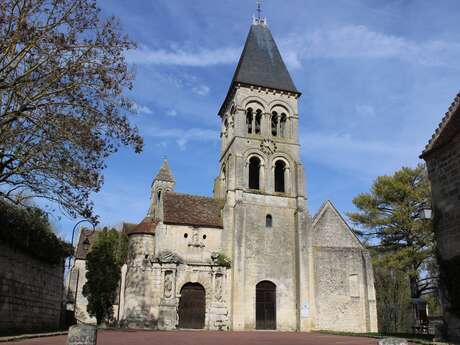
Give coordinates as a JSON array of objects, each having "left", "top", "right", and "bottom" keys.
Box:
[
  {"left": 232, "top": 23, "right": 298, "bottom": 94},
  {"left": 219, "top": 22, "right": 299, "bottom": 115},
  {"left": 154, "top": 160, "right": 174, "bottom": 183}
]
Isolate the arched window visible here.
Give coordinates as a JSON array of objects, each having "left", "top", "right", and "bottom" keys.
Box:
[
  {"left": 246, "top": 108, "right": 253, "bottom": 134},
  {"left": 223, "top": 117, "right": 229, "bottom": 134},
  {"left": 255, "top": 109, "right": 262, "bottom": 134},
  {"left": 266, "top": 214, "right": 272, "bottom": 228},
  {"left": 279, "top": 113, "right": 287, "bottom": 137},
  {"left": 271, "top": 112, "right": 278, "bottom": 137},
  {"left": 221, "top": 164, "right": 226, "bottom": 189},
  {"left": 249, "top": 156, "right": 261, "bottom": 190},
  {"left": 157, "top": 190, "right": 162, "bottom": 204},
  {"left": 274, "top": 160, "right": 286, "bottom": 193}
]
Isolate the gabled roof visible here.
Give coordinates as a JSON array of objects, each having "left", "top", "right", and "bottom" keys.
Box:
[
  {"left": 154, "top": 160, "right": 175, "bottom": 183},
  {"left": 312, "top": 200, "right": 364, "bottom": 249},
  {"left": 421, "top": 92, "right": 460, "bottom": 158},
  {"left": 219, "top": 23, "right": 300, "bottom": 115},
  {"left": 163, "top": 192, "right": 224, "bottom": 229},
  {"left": 126, "top": 216, "right": 159, "bottom": 236}
]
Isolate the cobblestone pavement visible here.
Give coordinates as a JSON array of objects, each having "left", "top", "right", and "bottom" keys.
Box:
[{"left": 10, "top": 330, "right": 406, "bottom": 345}]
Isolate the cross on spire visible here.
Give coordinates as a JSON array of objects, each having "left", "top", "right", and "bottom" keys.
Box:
[
  {"left": 256, "top": 0, "right": 262, "bottom": 20},
  {"left": 253, "top": 0, "right": 267, "bottom": 25}
]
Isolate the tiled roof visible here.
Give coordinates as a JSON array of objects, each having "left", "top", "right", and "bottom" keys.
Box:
[
  {"left": 163, "top": 192, "right": 224, "bottom": 229},
  {"left": 126, "top": 217, "right": 159, "bottom": 236},
  {"left": 219, "top": 23, "right": 299, "bottom": 115},
  {"left": 421, "top": 92, "right": 460, "bottom": 158},
  {"left": 121, "top": 222, "right": 136, "bottom": 235},
  {"left": 74, "top": 229, "right": 98, "bottom": 260},
  {"left": 154, "top": 160, "right": 175, "bottom": 183}
]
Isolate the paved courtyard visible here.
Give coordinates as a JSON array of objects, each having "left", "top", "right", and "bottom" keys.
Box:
[{"left": 12, "top": 330, "right": 413, "bottom": 345}]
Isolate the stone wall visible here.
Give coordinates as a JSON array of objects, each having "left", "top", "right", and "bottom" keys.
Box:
[
  {"left": 311, "top": 202, "right": 378, "bottom": 333},
  {"left": 0, "top": 243, "right": 64, "bottom": 333},
  {"left": 425, "top": 132, "right": 460, "bottom": 341}
]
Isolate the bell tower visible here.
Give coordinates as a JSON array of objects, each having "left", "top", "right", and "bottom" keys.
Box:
[
  {"left": 149, "top": 159, "right": 175, "bottom": 220},
  {"left": 217, "top": 17, "right": 312, "bottom": 331}
]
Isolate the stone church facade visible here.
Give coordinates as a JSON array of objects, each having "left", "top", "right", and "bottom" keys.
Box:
[{"left": 69, "top": 17, "right": 378, "bottom": 333}]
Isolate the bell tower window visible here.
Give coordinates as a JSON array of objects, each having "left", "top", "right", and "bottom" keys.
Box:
[
  {"left": 255, "top": 109, "right": 262, "bottom": 134},
  {"left": 271, "top": 112, "right": 278, "bottom": 137},
  {"left": 157, "top": 190, "right": 162, "bottom": 204},
  {"left": 249, "top": 156, "right": 261, "bottom": 190},
  {"left": 280, "top": 113, "right": 287, "bottom": 137},
  {"left": 274, "top": 160, "right": 286, "bottom": 193},
  {"left": 246, "top": 108, "right": 254, "bottom": 134}
]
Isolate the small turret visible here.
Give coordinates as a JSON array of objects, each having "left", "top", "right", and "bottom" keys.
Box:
[{"left": 149, "top": 159, "right": 175, "bottom": 219}]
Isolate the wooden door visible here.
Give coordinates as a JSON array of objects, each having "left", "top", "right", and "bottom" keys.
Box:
[
  {"left": 178, "top": 283, "right": 205, "bottom": 329},
  {"left": 256, "top": 281, "right": 276, "bottom": 330}
]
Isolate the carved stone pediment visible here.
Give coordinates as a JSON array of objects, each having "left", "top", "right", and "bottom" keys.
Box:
[{"left": 156, "top": 250, "right": 183, "bottom": 264}]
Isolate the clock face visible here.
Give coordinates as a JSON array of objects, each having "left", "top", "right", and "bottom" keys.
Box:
[{"left": 260, "top": 139, "right": 277, "bottom": 155}]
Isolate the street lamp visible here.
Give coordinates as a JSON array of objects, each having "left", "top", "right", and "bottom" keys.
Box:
[{"left": 68, "top": 219, "right": 97, "bottom": 269}]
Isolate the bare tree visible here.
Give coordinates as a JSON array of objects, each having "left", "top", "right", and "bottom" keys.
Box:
[{"left": 0, "top": 0, "right": 143, "bottom": 220}]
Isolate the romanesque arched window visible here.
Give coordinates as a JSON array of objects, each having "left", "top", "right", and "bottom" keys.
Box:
[
  {"left": 271, "top": 112, "right": 278, "bottom": 137},
  {"left": 249, "top": 156, "right": 261, "bottom": 190},
  {"left": 266, "top": 214, "right": 272, "bottom": 228},
  {"left": 223, "top": 117, "right": 229, "bottom": 135},
  {"left": 280, "top": 113, "right": 287, "bottom": 137},
  {"left": 274, "top": 160, "right": 286, "bottom": 193},
  {"left": 246, "top": 108, "right": 253, "bottom": 134},
  {"left": 255, "top": 109, "right": 262, "bottom": 135}
]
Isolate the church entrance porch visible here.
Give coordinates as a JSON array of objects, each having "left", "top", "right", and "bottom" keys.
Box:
[
  {"left": 256, "top": 281, "right": 277, "bottom": 330},
  {"left": 178, "top": 283, "right": 206, "bottom": 329}
]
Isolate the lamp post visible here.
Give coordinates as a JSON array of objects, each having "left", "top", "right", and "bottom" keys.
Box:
[{"left": 68, "top": 219, "right": 97, "bottom": 269}]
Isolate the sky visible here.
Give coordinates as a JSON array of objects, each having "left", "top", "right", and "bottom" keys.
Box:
[{"left": 53, "top": 0, "right": 460, "bottom": 242}]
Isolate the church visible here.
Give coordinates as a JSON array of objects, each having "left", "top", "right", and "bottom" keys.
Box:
[{"left": 69, "top": 15, "right": 378, "bottom": 333}]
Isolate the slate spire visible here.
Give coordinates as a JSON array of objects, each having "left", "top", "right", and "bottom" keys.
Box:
[
  {"left": 231, "top": 22, "right": 298, "bottom": 94},
  {"left": 154, "top": 159, "right": 175, "bottom": 183},
  {"left": 219, "top": 19, "right": 299, "bottom": 115}
]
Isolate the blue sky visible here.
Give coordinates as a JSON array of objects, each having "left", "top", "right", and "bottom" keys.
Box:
[{"left": 53, "top": 0, "right": 460, "bottom": 241}]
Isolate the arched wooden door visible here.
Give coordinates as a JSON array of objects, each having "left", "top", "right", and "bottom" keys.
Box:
[
  {"left": 178, "top": 283, "right": 206, "bottom": 329},
  {"left": 256, "top": 281, "right": 276, "bottom": 330}
]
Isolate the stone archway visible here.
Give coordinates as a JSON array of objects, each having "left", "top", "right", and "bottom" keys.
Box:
[
  {"left": 178, "top": 283, "right": 206, "bottom": 329},
  {"left": 256, "top": 280, "right": 276, "bottom": 330}
]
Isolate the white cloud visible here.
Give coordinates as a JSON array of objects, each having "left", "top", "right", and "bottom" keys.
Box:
[
  {"left": 132, "top": 103, "right": 153, "bottom": 114},
  {"left": 280, "top": 25, "right": 460, "bottom": 68},
  {"left": 127, "top": 45, "right": 240, "bottom": 66},
  {"left": 192, "top": 85, "right": 210, "bottom": 96},
  {"left": 145, "top": 126, "right": 219, "bottom": 151}
]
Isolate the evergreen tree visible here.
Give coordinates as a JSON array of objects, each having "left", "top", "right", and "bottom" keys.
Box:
[
  {"left": 82, "top": 228, "right": 127, "bottom": 324},
  {"left": 348, "top": 164, "right": 435, "bottom": 299}
]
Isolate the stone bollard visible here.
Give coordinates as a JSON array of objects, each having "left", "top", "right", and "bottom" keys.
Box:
[
  {"left": 67, "top": 324, "right": 97, "bottom": 345},
  {"left": 378, "top": 338, "right": 408, "bottom": 345}
]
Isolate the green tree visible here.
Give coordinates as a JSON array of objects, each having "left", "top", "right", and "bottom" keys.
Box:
[
  {"left": 373, "top": 259, "right": 413, "bottom": 333},
  {"left": 82, "top": 228, "right": 127, "bottom": 324},
  {"left": 347, "top": 164, "right": 435, "bottom": 299},
  {"left": 0, "top": 0, "right": 143, "bottom": 221}
]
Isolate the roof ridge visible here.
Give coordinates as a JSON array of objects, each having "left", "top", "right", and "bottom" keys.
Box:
[
  {"left": 421, "top": 91, "right": 460, "bottom": 156},
  {"left": 165, "top": 191, "right": 219, "bottom": 200}
]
